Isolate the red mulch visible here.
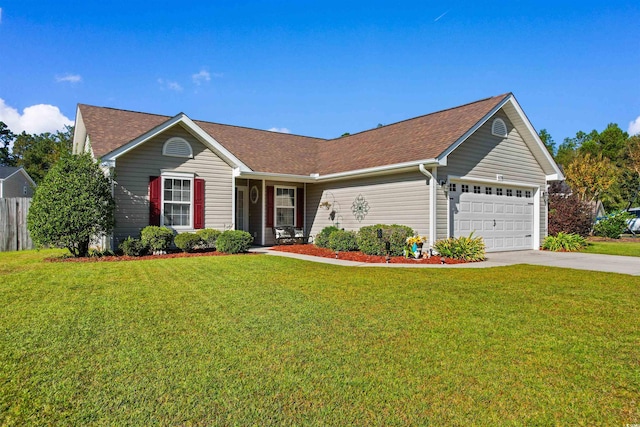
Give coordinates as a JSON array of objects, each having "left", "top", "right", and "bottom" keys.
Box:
[
  {"left": 45, "top": 250, "right": 254, "bottom": 263},
  {"left": 271, "top": 244, "right": 469, "bottom": 264}
]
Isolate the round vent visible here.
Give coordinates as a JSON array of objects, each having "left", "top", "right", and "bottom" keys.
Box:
[
  {"left": 163, "top": 137, "right": 193, "bottom": 158},
  {"left": 491, "top": 118, "right": 508, "bottom": 137}
]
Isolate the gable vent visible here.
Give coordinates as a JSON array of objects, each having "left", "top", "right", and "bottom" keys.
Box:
[
  {"left": 163, "top": 137, "right": 193, "bottom": 158},
  {"left": 491, "top": 118, "right": 508, "bottom": 137}
]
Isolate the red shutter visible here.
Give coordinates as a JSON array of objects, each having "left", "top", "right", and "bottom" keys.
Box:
[
  {"left": 266, "top": 186, "right": 274, "bottom": 228},
  {"left": 296, "top": 188, "right": 304, "bottom": 228},
  {"left": 194, "top": 178, "right": 205, "bottom": 229},
  {"left": 149, "top": 176, "right": 161, "bottom": 226}
]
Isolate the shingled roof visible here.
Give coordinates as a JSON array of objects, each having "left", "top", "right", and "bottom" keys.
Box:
[{"left": 78, "top": 93, "right": 510, "bottom": 176}]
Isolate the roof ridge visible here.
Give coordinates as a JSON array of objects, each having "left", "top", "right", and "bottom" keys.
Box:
[
  {"left": 329, "top": 93, "right": 511, "bottom": 142},
  {"left": 79, "top": 103, "right": 328, "bottom": 142}
]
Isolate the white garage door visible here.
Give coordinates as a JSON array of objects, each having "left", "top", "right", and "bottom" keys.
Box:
[{"left": 450, "top": 183, "right": 535, "bottom": 252}]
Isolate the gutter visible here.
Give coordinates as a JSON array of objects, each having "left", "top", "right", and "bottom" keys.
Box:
[{"left": 418, "top": 163, "right": 437, "bottom": 248}]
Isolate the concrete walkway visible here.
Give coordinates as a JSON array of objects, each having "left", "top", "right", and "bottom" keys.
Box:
[{"left": 251, "top": 247, "right": 640, "bottom": 276}]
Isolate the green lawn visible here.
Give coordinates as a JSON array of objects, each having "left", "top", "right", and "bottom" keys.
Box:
[
  {"left": 1, "top": 250, "right": 639, "bottom": 425},
  {"left": 583, "top": 240, "right": 640, "bottom": 257}
]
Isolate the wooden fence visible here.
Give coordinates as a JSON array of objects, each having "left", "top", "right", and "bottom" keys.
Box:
[{"left": 0, "top": 197, "right": 34, "bottom": 251}]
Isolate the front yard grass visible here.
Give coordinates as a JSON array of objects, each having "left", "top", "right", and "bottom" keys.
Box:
[
  {"left": 583, "top": 239, "right": 640, "bottom": 257},
  {"left": 1, "top": 250, "right": 639, "bottom": 425}
]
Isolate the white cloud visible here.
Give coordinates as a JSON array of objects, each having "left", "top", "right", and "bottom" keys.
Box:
[
  {"left": 268, "top": 127, "right": 291, "bottom": 134},
  {"left": 0, "top": 98, "right": 73, "bottom": 134},
  {"left": 629, "top": 116, "right": 640, "bottom": 136},
  {"left": 56, "top": 73, "right": 82, "bottom": 83},
  {"left": 157, "top": 78, "right": 183, "bottom": 92},
  {"left": 192, "top": 70, "right": 211, "bottom": 85}
]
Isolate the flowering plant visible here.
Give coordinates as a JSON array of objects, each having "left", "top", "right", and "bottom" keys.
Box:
[{"left": 406, "top": 235, "right": 427, "bottom": 246}]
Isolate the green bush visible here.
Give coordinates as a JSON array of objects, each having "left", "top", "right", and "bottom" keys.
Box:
[
  {"left": 542, "top": 232, "right": 587, "bottom": 251},
  {"left": 216, "top": 230, "right": 253, "bottom": 254},
  {"left": 314, "top": 226, "right": 340, "bottom": 248},
  {"left": 593, "top": 210, "right": 634, "bottom": 238},
  {"left": 174, "top": 233, "right": 203, "bottom": 253},
  {"left": 196, "top": 228, "right": 221, "bottom": 249},
  {"left": 433, "top": 233, "right": 486, "bottom": 261},
  {"left": 328, "top": 230, "right": 359, "bottom": 252},
  {"left": 140, "top": 226, "right": 174, "bottom": 252},
  {"left": 357, "top": 224, "right": 415, "bottom": 256},
  {"left": 118, "top": 237, "right": 148, "bottom": 257},
  {"left": 27, "top": 153, "right": 115, "bottom": 257}
]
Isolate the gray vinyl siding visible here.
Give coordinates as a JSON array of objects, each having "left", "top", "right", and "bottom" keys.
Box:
[
  {"left": 1, "top": 175, "right": 34, "bottom": 198},
  {"left": 435, "top": 184, "right": 448, "bottom": 240},
  {"left": 306, "top": 171, "right": 430, "bottom": 241},
  {"left": 439, "top": 110, "right": 547, "bottom": 243},
  {"left": 113, "top": 125, "right": 233, "bottom": 246}
]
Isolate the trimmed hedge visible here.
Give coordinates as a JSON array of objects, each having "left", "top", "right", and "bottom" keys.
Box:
[
  {"left": 328, "top": 230, "right": 359, "bottom": 252},
  {"left": 357, "top": 224, "right": 414, "bottom": 256},
  {"left": 174, "top": 233, "right": 203, "bottom": 253},
  {"left": 315, "top": 226, "right": 340, "bottom": 248},
  {"left": 196, "top": 228, "right": 221, "bottom": 249},
  {"left": 216, "top": 230, "right": 253, "bottom": 254},
  {"left": 140, "top": 226, "right": 174, "bottom": 253},
  {"left": 119, "top": 237, "right": 147, "bottom": 257}
]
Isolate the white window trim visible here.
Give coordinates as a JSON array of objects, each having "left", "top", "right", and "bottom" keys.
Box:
[
  {"left": 160, "top": 171, "right": 195, "bottom": 230},
  {"left": 274, "top": 185, "right": 296, "bottom": 227},
  {"left": 162, "top": 137, "right": 193, "bottom": 158}
]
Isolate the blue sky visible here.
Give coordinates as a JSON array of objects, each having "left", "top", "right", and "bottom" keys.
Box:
[{"left": 1, "top": 1, "right": 639, "bottom": 144}]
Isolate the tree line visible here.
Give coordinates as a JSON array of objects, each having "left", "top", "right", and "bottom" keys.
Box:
[
  {"left": 540, "top": 124, "right": 640, "bottom": 211},
  {"left": 0, "top": 121, "right": 73, "bottom": 184}
]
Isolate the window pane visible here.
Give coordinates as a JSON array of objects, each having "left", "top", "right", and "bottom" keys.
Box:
[{"left": 276, "top": 208, "right": 294, "bottom": 226}]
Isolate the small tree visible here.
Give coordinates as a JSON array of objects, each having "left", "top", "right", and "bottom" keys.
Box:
[{"left": 27, "top": 153, "right": 115, "bottom": 257}]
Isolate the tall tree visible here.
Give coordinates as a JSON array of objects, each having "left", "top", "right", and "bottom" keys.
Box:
[
  {"left": 0, "top": 122, "right": 16, "bottom": 166},
  {"left": 564, "top": 153, "right": 616, "bottom": 203},
  {"left": 538, "top": 129, "right": 555, "bottom": 156}
]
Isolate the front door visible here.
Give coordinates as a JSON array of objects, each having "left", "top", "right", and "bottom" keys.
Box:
[{"left": 236, "top": 186, "right": 249, "bottom": 232}]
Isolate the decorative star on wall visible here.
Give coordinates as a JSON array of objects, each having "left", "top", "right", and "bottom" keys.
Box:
[{"left": 351, "top": 194, "right": 370, "bottom": 222}]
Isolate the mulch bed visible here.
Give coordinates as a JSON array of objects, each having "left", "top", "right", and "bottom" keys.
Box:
[
  {"left": 270, "top": 244, "right": 469, "bottom": 264},
  {"left": 45, "top": 250, "right": 254, "bottom": 263}
]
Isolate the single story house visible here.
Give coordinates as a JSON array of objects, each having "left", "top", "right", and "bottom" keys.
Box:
[
  {"left": 72, "top": 93, "right": 563, "bottom": 252},
  {"left": 0, "top": 166, "right": 36, "bottom": 198}
]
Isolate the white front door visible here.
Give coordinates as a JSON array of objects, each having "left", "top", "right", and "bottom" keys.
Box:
[
  {"left": 236, "top": 186, "right": 249, "bottom": 232},
  {"left": 450, "top": 183, "right": 535, "bottom": 252}
]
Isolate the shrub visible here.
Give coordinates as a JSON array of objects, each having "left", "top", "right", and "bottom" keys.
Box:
[
  {"left": 196, "top": 228, "right": 221, "bottom": 249},
  {"left": 119, "top": 237, "right": 147, "bottom": 257},
  {"left": 174, "top": 233, "right": 203, "bottom": 253},
  {"left": 216, "top": 230, "right": 253, "bottom": 254},
  {"left": 357, "top": 224, "right": 415, "bottom": 256},
  {"left": 327, "top": 230, "right": 359, "bottom": 252},
  {"left": 140, "top": 226, "right": 174, "bottom": 253},
  {"left": 592, "top": 210, "right": 634, "bottom": 238},
  {"left": 548, "top": 192, "right": 593, "bottom": 237},
  {"left": 315, "top": 226, "right": 340, "bottom": 248},
  {"left": 27, "top": 153, "right": 115, "bottom": 257},
  {"left": 433, "top": 233, "right": 486, "bottom": 261},
  {"left": 541, "top": 232, "right": 587, "bottom": 251}
]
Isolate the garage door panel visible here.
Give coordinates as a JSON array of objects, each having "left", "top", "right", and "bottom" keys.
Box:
[{"left": 452, "top": 185, "right": 535, "bottom": 252}]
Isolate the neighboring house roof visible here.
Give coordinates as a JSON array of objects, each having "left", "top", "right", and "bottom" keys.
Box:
[
  {"left": 0, "top": 166, "right": 23, "bottom": 180},
  {"left": 77, "top": 93, "right": 562, "bottom": 179}
]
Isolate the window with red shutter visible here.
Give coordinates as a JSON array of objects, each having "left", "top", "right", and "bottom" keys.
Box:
[
  {"left": 296, "top": 188, "right": 304, "bottom": 228},
  {"left": 266, "top": 186, "right": 274, "bottom": 228},
  {"left": 194, "top": 178, "right": 205, "bottom": 229},
  {"left": 149, "top": 176, "right": 161, "bottom": 226}
]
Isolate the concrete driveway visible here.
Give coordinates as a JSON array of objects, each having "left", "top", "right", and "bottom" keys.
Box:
[
  {"left": 485, "top": 250, "right": 640, "bottom": 276},
  {"left": 260, "top": 247, "right": 640, "bottom": 275}
]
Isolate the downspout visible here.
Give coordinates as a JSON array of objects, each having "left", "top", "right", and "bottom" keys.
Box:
[{"left": 419, "top": 164, "right": 437, "bottom": 248}]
